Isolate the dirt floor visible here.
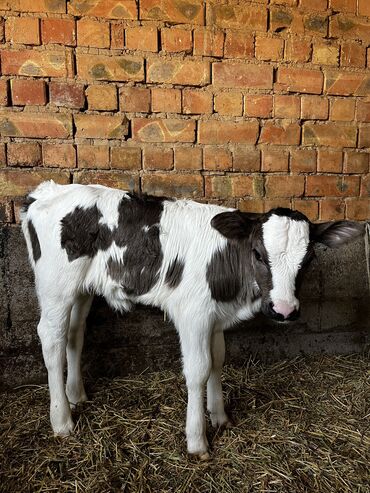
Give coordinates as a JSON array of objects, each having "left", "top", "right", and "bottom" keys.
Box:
[{"left": 0, "top": 353, "right": 369, "bottom": 493}]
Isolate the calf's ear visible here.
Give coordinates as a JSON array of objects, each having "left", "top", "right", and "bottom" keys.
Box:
[
  {"left": 311, "top": 220, "right": 364, "bottom": 248},
  {"left": 211, "top": 211, "right": 257, "bottom": 240}
]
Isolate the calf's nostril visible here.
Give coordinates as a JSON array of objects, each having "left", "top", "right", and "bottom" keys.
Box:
[{"left": 272, "top": 301, "right": 296, "bottom": 319}]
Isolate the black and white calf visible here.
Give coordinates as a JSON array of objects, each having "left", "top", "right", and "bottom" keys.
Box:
[{"left": 22, "top": 181, "right": 364, "bottom": 458}]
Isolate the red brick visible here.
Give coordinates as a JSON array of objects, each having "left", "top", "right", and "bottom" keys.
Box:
[
  {"left": 75, "top": 114, "right": 128, "bottom": 139},
  {"left": 285, "top": 37, "right": 311, "bottom": 62},
  {"left": 7, "top": 143, "right": 41, "bottom": 167},
  {"left": 232, "top": 147, "right": 260, "bottom": 172},
  {"left": 50, "top": 82, "right": 85, "bottom": 108},
  {"left": 42, "top": 18, "right": 76, "bottom": 45},
  {"left": 5, "top": 17, "right": 40, "bottom": 45},
  {"left": 306, "top": 175, "right": 359, "bottom": 196},
  {"left": 356, "top": 102, "right": 370, "bottom": 123},
  {"left": 193, "top": 29, "right": 224, "bottom": 57},
  {"left": 214, "top": 92, "right": 243, "bottom": 116},
  {"left": 2, "top": 50, "right": 73, "bottom": 77},
  {"left": 11, "top": 80, "right": 46, "bottom": 106},
  {"left": 77, "top": 19, "right": 110, "bottom": 48},
  {"left": 291, "top": 149, "right": 316, "bottom": 173},
  {"left": 213, "top": 62, "right": 273, "bottom": 89},
  {"left": 320, "top": 198, "right": 345, "bottom": 220},
  {"left": 340, "top": 42, "right": 365, "bottom": 68},
  {"left": 255, "top": 37, "right": 284, "bottom": 61},
  {"left": 224, "top": 31, "right": 254, "bottom": 59},
  {"left": 345, "top": 199, "right": 369, "bottom": 221},
  {"left": 86, "top": 84, "right": 117, "bottom": 111},
  {"left": 142, "top": 173, "right": 203, "bottom": 199},
  {"left": 259, "top": 122, "right": 300, "bottom": 146},
  {"left": 312, "top": 43, "right": 339, "bottom": 66},
  {"left": 140, "top": 0, "right": 204, "bottom": 25},
  {"left": 262, "top": 148, "right": 289, "bottom": 172},
  {"left": 317, "top": 150, "right": 343, "bottom": 173},
  {"left": 276, "top": 67, "right": 323, "bottom": 94},
  {"left": 69, "top": 0, "right": 137, "bottom": 19},
  {"left": 151, "top": 88, "right": 181, "bottom": 113},
  {"left": 77, "top": 145, "right": 109, "bottom": 169},
  {"left": 359, "top": 126, "right": 370, "bottom": 148},
  {"left": 111, "top": 147, "right": 142, "bottom": 170},
  {"left": 77, "top": 54, "right": 144, "bottom": 82},
  {"left": 292, "top": 199, "right": 319, "bottom": 221},
  {"left": 162, "top": 28, "right": 192, "bottom": 53},
  {"left": 198, "top": 121, "right": 259, "bottom": 144},
  {"left": 174, "top": 146, "right": 202, "bottom": 170},
  {"left": 0, "top": 169, "right": 70, "bottom": 197},
  {"left": 330, "top": 98, "right": 355, "bottom": 121},
  {"left": 183, "top": 90, "right": 212, "bottom": 114},
  {"left": 274, "top": 95, "right": 300, "bottom": 119},
  {"left": 301, "top": 95, "right": 328, "bottom": 119},
  {"left": 343, "top": 152, "right": 369, "bottom": 173},
  {"left": 330, "top": 0, "right": 356, "bottom": 14},
  {"left": 120, "top": 87, "right": 150, "bottom": 112},
  {"left": 358, "top": 0, "right": 370, "bottom": 16},
  {"left": 132, "top": 118, "right": 195, "bottom": 143},
  {"left": 265, "top": 175, "right": 305, "bottom": 197},
  {"left": 208, "top": 3, "right": 267, "bottom": 31},
  {"left": 205, "top": 175, "right": 258, "bottom": 199},
  {"left": 244, "top": 95, "right": 273, "bottom": 118},
  {"left": 203, "top": 146, "right": 232, "bottom": 171},
  {"left": 126, "top": 27, "right": 158, "bottom": 52},
  {"left": 330, "top": 14, "right": 370, "bottom": 42},
  {"left": 303, "top": 123, "right": 357, "bottom": 147},
  {"left": 147, "top": 59, "right": 209, "bottom": 85},
  {"left": 0, "top": 112, "right": 71, "bottom": 138},
  {"left": 12, "top": 0, "right": 66, "bottom": 13},
  {"left": 111, "top": 23, "right": 124, "bottom": 49},
  {"left": 74, "top": 171, "right": 139, "bottom": 191},
  {"left": 43, "top": 144, "right": 76, "bottom": 168},
  {"left": 0, "top": 81, "right": 8, "bottom": 106},
  {"left": 325, "top": 71, "right": 370, "bottom": 96},
  {"left": 143, "top": 147, "right": 173, "bottom": 170}
]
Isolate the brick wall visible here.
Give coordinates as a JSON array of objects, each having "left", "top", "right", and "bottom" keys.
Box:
[{"left": 0, "top": 0, "right": 369, "bottom": 224}]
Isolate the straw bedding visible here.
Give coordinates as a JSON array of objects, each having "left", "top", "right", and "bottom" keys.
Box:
[{"left": 0, "top": 353, "right": 369, "bottom": 492}]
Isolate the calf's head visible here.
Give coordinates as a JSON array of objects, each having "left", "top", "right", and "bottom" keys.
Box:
[{"left": 211, "top": 208, "right": 364, "bottom": 322}]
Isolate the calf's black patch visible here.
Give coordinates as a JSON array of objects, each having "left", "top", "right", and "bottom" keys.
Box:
[
  {"left": 22, "top": 195, "right": 36, "bottom": 214},
  {"left": 28, "top": 219, "right": 41, "bottom": 262},
  {"left": 165, "top": 257, "right": 185, "bottom": 288}
]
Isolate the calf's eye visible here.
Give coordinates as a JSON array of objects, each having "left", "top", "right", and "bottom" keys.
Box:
[{"left": 253, "top": 249, "right": 263, "bottom": 262}]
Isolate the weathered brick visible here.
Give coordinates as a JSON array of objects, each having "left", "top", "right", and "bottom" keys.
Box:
[
  {"left": 255, "top": 37, "right": 284, "bottom": 61},
  {"left": 12, "top": 0, "right": 66, "bottom": 13},
  {"left": 213, "top": 63, "right": 273, "bottom": 89},
  {"left": 0, "top": 144, "right": 6, "bottom": 167},
  {"left": 120, "top": 87, "right": 150, "bottom": 112},
  {"left": 304, "top": 14, "right": 328, "bottom": 35},
  {"left": 183, "top": 90, "right": 212, "bottom": 114},
  {"left": 330, "top": 0, "right": 356, "bottom": 14},
  {"left": 358, "top": 126, "right": 370, "bottom": 148},
  {"left": 143, "top": 147, "right": 173, "bottom": 170},
  {"left": 274, "top": 95, "right": 300, "bottom": 119},
  {"left": 77, "top": 54, "right": 144, "bottom": 82},
  {"left": 262, "top": 148, "right": 289, "bottom": 172},
  {"left": 358, "top": 0, "right": 370, "bottom": 16},
  {"left": 198, "top": 120, "right": 259, "bottom": 144},
  {"left": 320, "top": 198, "right": 345, "bottom": 221},
  {"left": 301, "top": 95, "right": 328, "bottom": 119},
  {"left": 276, "top": 67, "right": 323, "bottom": 94},
  {"left": 0, "top": 81, "right": 8, "bottom": 106},
  {"left": 8, "top": 143, "right": 41, "bottom": 167},
  {"left": 238, "top": 199, "right": 264, "bottom": 214},
  {"left": 0, "top": 169, "right": 70, "bottom": 197},
  {"left": 317, "top": 150, "right": 343, "bottom": 173},
  {"left": 193, "top": 29, "right": 224, "bottom": 57},
  {"left": 312, "top": 43, "right": 339, "bottom": 66},
  {"left": 111, "top": 23, "right": 124, "bottom": 49},
  {"left": 203, "top": 146, "right": 232, "bottom": 171},
  {"left": 303, "top": 123, "right": 356, "bottom": 147},
  {"left": 285, "top": 37, "right": 311, "bottom": 62},
  {"left": 5, "top": 17, "right": 40, "bottom": 45},
  {"left": 132, "top": 118, "right": 195, "bottom": 143},
  {"left": 208, "top": 3, "right": 267, "bottom": 31},
  {"left": 174, "top": 146, "right": 202, "bottom": 170},
  {"left": 43, "top": 144, "right": 76, "bottom": 168},
  {"left": 74, "top": 171, "right": 139, "bottom": 191},
  {"left": 77, "top": 145, "right": 109, "bottom": 169},
  {"left": 111, "top": 147, "right": 142, "bottom": 170},
  {"left": 2, "top": 50, "right": 73, "bottom": 77},
  {"left": 140, "top": 0, "right": 204, "bottom": 25},
  {"left": 306, "top": 175, "right": 359, "bottom": 196},
  {"left": 126, "top": 27, "right": 158, "bottom": 52},
  {"left": 142, "top": 173, "right": 203, "bottom": 199},
  {"left": 330, "top": 14, "right": 370, "bottom": 42},
  {"left": 325, "top": 71, "right": 370, "bottom": 96},
  {"left": 300, "top": 0, "right": 328, "bottom": 10},
  {"left": 147, "top": 59, "right": 210, "bottom": 86},
  {"left": 330, "top": 98, "right": 355, "bottom": 121},
  {"left": 11, "top": 79, "right": 46, "bottom": 106},
  {"left": 270, "top": 0, "right": 298, "bottom": 6},
  {"left": 205, "top": 175, "right": 257, "bottom": 199},
  {"left": 340, "top": 42, "right": 365, "bottom": 68},
  {"left": 357, "top": 102, "right": 370, "bottom": 123},
  {"left": 292, "top": 199, "right": 319, "bottom": 221},
  {"left": 0, "top": 198, "right": 14, "bottom": 223},
  {"left": 77, "top": 19, "right": 110, "bottom": 48},
  {"left": 0, "top": 112, "right": 72, "bottom": 138},
  {"left": 214, "top": 92, "right": 243, "bottom": 116},
  {"left": 151, "top": 88, "right": 181, "bottom": 113},
  {"left": 69, "top": 0, "right": 137, "bottom": 19},
  {"left": 74, "top": 114, "right": 128, "bottom": 139},
  {"left": 162, "top": 28, "right": 192, "bottom": 53},
  {"left": 86, "top": 85, "right": 117, "bottom": 111},
  {"left": 343, "top": 152, "right": 369, "bottom": 173},
  {"left": 50, "top": 82, "right": 85, "bottom": 108},
  {"left": 265, "top": 175, "right": 305, "bottom": 197},
  {"left": 259, "top": 122, "right": 300, "bottom": 145},
  {"left": 232, "top": 146, "right": 260, "bottom": 172},
  {"left": 224, "top": 31, "right": 254, "bottom": 59},
  {"left": 42, "top": 18, "right": 76, "bottom": 45},
  {"left": 244, "top": 95, "right": 273, "bottom": 118},
  {"left": 270, "top": 7, "right": 303, "bottom": 33},
  {"left": 345, "top": 198, "right": 369, "bottom": 221},
  {"left": 360, "top": 174, "right": 370, "bottom": 197},
  {"left": 291, "top": 149, "right": 316, "bottom": 173}
]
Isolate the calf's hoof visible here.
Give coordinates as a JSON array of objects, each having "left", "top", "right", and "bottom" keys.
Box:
[
  {"left": 209, "top": 411, "right": 232, "bottom": 429},
  {"left": 52, "top": 418, "right": 74, "bottom": 437}
]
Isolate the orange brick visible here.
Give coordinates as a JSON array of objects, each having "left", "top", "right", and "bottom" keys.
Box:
[
  {"left": 140, "top": 0, "right": 204, "bottom": 25},
  {"left": 43, "top": 144, "right": 76, "bottom": 168},
  {"left": 232, "top": 147, "right": 260, "bottom": 172},
  {"left": 126, "top": 27, "right": 158, "bottom": 52},
  {"left": 75, "top": 114, "right": 128, "bottom": 139},
  {"left": 0, "top": 112, "right": 71, "bottom": 138},
  {"left": 147, "top": 59, "right": 209, "bottom": 85},
  {"left": 132, "top": 118, "right": 195, "bottom": 143},
  {"left": 277, "top": 67, "right": 323, "bottom": 94},
  {"left": 303, "top": 123, "right": 356, "bottom": 147},
  {"left": 74, "top": 171, "right": 139, "bottom": 191},
  {"left": 270, "top": 7, "right": 304, "bottom": 33},
  {"left": 214, "top": 92, "right": 243, "bottom": 116},
  {"left": 8, "top": 143, "right": 41, "bottom": 166},
  {"left": 162, "top": 28, "right": 192, "bottom": 53},
  {"left": 330, "top": 0, "right": 356, "bottom": 14},
  {"left": 0, "top": 169, "right": 70, "bottom": 198},
  {"left": 325, "top": 71, "right": 370, "bottom": 96},
  {"left": 183, "top": 90, "right": 212, "bottom": 114},
  {"left": 193, "top": 29, "right": 224, "bottom": 56},
  {"left": 312, "top": 43, "right": 339, "bottom": 66},
  {"left": 291, "top": 149, "right": 316, "bottom": 173},
  {"left": 77, "top": 54, "right": 144, "bottom": 82},
  {"left": 42, "top": 18, "right": 76, "bottom": 45},
  {"left": 203, "top": 146, "right": 232, "bottom": 171},
  {"left": 120, "top": 87, "right": 150, "bottom": 112},
  {"left": 224, "top": 31, "right": 254, "bottom": 59},
  {"left": 274, "top": 95, "right": 300, "bottom": 119},
  {"left": 111, "top": 147, "right": 142, "bottom": 170},
  {"left": 0, "top": 81, "right": 8, "bottom": 106},
  {"left": 86, "top": 84, "right": 117, "bottom": 111},
  {"left": 174, "top": 146, "right": 202, "bottom": 170},
  {"left": 143, "top": 147, "right": 173, "bottom": 170},
  {"left": 306, "top": 175, "right": 359, "bottom": 197},
  {"left": 265, "top": 175, "right": 305, "bottom": 197},
  {"left": 12, "top": 0, "right": 66, "bottom": 13},
  {"left": 359, "top": 125, "right": 370, "bottom": 148},
  {"left": 255, "top": 37, "right": 284, "bottom": 61},
  {"left": 345, "top": 198, "right": 369, "bottom": 221},
  {"left": 304, "top": 14, "right": 328, "bottom": 35},
  {"left": 11, "top": 79, "right": 46, "bottom": 106},
  {"left": 2, "top": 49, "right": 73, "bottom": 77},
  {"left": 317, "top": 150, "right": 343, "bottom": 173},
  {"left": 111, "top": 23, "right": 124, "bottom": 49},
  {"left": 238, "top": 199, "right": 264, "bottom": 214},
  {"left": 205, "top": 175, "right": 257, "bottom": 199},
  {"left": 330, "top": 98, "right": 355, "bottom": 121},
  {"left": 262, "top": 148, "right": 289, "bottom": 172},
  {"left": 208, "top": 3, "right": 267, "bottom": 30},
  {"left": 151, "top": 88, "right": 181, "bottom": 113},
  {"left": 213, "top": 62, "right": 273, "bottom": 89},
  {"left": 320, "top": 198, "right": 345, "bottom": 220},
  {"left": 50, "top": 82, "right": 85, "bottom": 108},
  {"left": 77, "top": 19, "right": 110, "bottom": 48},
  {"left": 301, "top": 95, "right": 328, "bottom": 120},
  {"left": 358, "top": 0, "right": 370, "bottom": 16},
  {"left": 356, "top": 102, "right": 370, "bottom": 122},
  {"left": 142, "top": 174, "right": 203, "bottom": 199},
  {"left": 198, "top": 121, "right": 259, "bottom": 144},
  {"left": 360, "top": 174, "right": 370, "bottom": 197},
  {"left": 300, "top": 0, "right": 328, "bottom": 10},
  {"left": 69, "top": 0, "right": 137, "bottom": 19},
  {"left": 343, "top": 152, "right": 369, "bottom": 173},
  {"left": 77, "top": 145, "right": 109, "bottom": 169},
  {"left": 259, "top": 122, "right": 300, "bottom": 146},
  {"left": 5, "top": 17, "right": 40, "bottom": 45},
  {"left": 292, "top": 199, "right": 319, "bottom": 221},
  {"left": 285, "top": 37, "right": 311, "bottom": 62},
  {"left": 330, "top": 14, "right": 370, "bottom": 42},
  {"left": 340, "top": 42, "right": 365, "bottom": 68},
  {"left": 244, "top": 95, "right": 273, "bottom": 118},
  {"left": 264, "top": 198, "right": 292, "bottom": 211}
]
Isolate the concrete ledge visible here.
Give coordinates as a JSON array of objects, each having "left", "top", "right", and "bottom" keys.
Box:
[{"left": 0, "top": 225, "right": 369, "bottom": 389}]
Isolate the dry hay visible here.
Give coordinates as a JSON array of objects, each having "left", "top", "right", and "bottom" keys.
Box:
[{"left": 0, "top": 353, "right": 369, "bottom": 493}]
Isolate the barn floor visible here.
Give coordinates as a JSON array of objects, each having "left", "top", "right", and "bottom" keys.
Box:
[{"left": 0, "top": 354, "right": 369, "bottom": 493}]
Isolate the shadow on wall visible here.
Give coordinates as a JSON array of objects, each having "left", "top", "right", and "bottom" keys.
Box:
[{"left": 0, "top": 226, "right": 369, "bottom": 389}]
